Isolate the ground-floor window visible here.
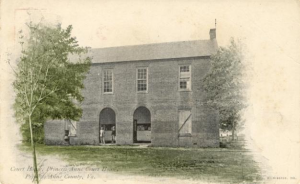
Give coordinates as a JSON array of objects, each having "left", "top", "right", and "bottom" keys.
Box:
[
  {"left": 66, "top": 120, "right": 77, "bottom": 136},
  {"left": 103, "top": 124, "right": 115, "bottom": 131},
  {"left": 137, "top": 124, "right": 151, "bottom": 131}
]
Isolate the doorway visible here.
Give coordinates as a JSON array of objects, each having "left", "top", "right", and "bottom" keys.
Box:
[
  {"left": 99, "top": 108, "right": 116, "bottom": 143},
  {"left": 133, "top": 106, "right": 151, "bottom": 143}
]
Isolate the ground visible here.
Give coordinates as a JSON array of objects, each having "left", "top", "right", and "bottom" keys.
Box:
[{"left": 19, "top": 142, "right": 263, "bottom": 184}]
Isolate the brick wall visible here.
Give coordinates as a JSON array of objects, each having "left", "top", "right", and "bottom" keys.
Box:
[
  {"left": 79, "top": 57, "right": 219, "bottom": 147},
  {"left": 44, "top": 120, "right": 67, "bottom": 145},
  {"left": 45, "top": 57, "right": 220, "bottom": 147}
]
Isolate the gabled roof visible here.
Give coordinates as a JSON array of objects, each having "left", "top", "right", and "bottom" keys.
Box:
[{"left": 88, "top": 39, "right": 218, "bottom": 63}]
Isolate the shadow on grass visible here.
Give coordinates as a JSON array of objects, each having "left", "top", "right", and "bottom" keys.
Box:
[{"left": 18, "top": 143, "right": 262, "bottom": 183}]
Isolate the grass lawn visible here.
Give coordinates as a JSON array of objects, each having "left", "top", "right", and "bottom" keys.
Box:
[{"left": 19, "top": 144, "right": 262, "bottom": 183}]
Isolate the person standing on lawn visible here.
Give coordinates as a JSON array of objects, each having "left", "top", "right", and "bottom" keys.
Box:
[
  {"left": 111, "top": 126, "right": 116, "bottom": 143},
  {"left": 100, "top": 126, "right": 105, "bottom": 144}
]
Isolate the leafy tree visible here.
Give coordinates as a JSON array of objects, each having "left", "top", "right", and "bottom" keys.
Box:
[
  {"left": 203, "top": 38, "right": 246, "bottom": 140},
  {"left": 10, "top": 22, "right": 91, "bottom": 184}
]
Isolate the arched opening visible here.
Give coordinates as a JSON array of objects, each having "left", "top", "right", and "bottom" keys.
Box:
[
  {"left": 99, "top": 108, "right": 116, "bottom": 144},
  {"left": 133, "top": 106, "right": 151, "bottom": 143}
]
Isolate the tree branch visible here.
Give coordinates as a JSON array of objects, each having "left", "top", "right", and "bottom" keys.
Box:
[{"left": 31, "top": 86, "right": 61, "bottom": 113}]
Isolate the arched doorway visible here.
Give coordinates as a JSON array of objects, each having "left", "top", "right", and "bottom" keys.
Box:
[
  {"left": 133, "top": 106, "right": 151, "bottom": 143},
  {"left": 99, "top": 108, "right": 116, "bottom": 143}
]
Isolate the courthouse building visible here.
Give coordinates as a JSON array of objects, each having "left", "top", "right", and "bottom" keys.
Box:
[{"left": 44, "top": 28, "right": 220, "bottom": 147}]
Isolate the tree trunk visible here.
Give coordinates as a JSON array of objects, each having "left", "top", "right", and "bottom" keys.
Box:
[
  {"left": 29, "top": 115, "right": 39, "bottom": 184},
  {"left": 232, "top": 121, "right": 235, "bottom": 141}
]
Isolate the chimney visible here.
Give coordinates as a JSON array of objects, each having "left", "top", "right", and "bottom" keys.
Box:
[{"left": 209, "top": 29, "right": 216, "bottom": 40}]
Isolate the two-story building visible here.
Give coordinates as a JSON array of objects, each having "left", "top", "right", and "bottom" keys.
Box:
[{"left": 44, "top": 28, "right": 220, "bottom": 147}]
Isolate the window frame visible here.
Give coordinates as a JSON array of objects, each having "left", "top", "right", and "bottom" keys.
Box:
[
  {"left": 136, "top": 67, "right": 148, "bottom": 93},
  {"left": 103, "top": 69, "right": 114, "bottom": 94},
  {"left": 178, "top": 65, "right": 192, "bottom": 91}
]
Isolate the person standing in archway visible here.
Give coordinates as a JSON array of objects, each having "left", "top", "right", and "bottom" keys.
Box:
[
  {"left": 100, "top": 126, "right": 105, "bottom": 144},
  {"left": 111, "top": 126, "right": 116, "bottom": 143}
]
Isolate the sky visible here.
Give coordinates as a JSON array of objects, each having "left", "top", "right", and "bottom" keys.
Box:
[{"left": 1, "top": 0, "right": 300, "bottom": 183}]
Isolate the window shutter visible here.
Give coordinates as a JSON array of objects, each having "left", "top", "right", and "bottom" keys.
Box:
[{"left": 179, "top": 110, "right": 192, "bottom": 135}]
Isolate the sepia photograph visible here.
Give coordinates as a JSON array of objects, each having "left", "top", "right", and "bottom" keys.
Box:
[{"left": 0, "top": 0, "right": 299, "bottom": 184}]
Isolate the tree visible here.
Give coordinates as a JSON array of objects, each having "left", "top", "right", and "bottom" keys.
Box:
[
  {"left": 203, "top": 38, "right": 246, "bottom": 141},
  {"left": 10, "top": 22, "right": 91, "bottom": 184}
]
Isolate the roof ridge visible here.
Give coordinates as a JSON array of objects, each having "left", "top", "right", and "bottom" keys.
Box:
[
  {"left": 78, "top": 39, "right": 218, "bottom": 63},
  {"left": 91, "top": 39, "right": 211, "bottom": 50}
]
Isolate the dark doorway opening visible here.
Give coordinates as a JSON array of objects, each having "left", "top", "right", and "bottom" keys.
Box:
[
  {"left": 133, "top": 106, "right": 151, "bottom": 143},
  {"left": 99, "top": 108, "right": 116, "bottom": 144}
]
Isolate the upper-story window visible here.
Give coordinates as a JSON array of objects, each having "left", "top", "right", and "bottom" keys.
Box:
[
  {"left": 103, "top": 69, "right": 113, "bottom": 93},
  {"left": 179, "top": 65, "right": 191, "bottom": 91},
  {"left": 137, "top": 68, "right": 148, "bottom": 92}
]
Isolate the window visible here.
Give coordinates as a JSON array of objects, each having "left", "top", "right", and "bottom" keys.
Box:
[
  {"left": 102, "top": 124, "right": 115, "bottom": 131},
  {"left": 103, "top": 69, "right": 113, "bottom": 93},
  {"left": 137, "top": 68, "right": 148, "bottom": 92},
  {"left": 178, "top": 110, "right": 192, "bottom": 136},
  {"left": 179, "top": 65, "right": 191, "bottom": 91},
  {"left": 66, "top": 120, "right": 77, "bottom": 136},
  {"left": 137, "top": 124, "right": 151, "bottom": 131}
]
